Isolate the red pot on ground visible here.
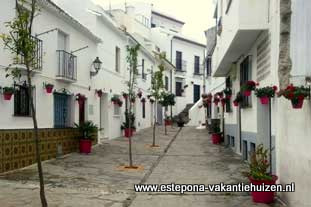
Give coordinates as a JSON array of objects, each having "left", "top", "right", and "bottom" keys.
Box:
[
  {"left": 233, "top": 101, "right": 239, "bottom": 107},
  {"left": 260, "top": 96, "right": 269, "bottom": 105},
  {"left": 291, "top": 99, "right": 304, "bottom": 109},
  {"left": 79, "top": 139, "right": 92, "bottom": 154},
  {"left": 45, "top": 86, "right": 54, "bottom": 94},
  {"left": 244, "top": 90, "right": 252, "bottom": 97},
  {"left": 249, "top": 175, "right": 278, "bottom": 204},
  {"left": 165, "top": 119, "right": 172, "bottom": 126},
  {"left": 3, "top": 93, "right": 13, "bottom": 101},
  {"left": 124, "top": 128, "right": 134, "bottom": 137},
  {"left": 211, "top": 133, "right": 221, "bottom": 144},
  {"left": 226, "top": 95, "right": 232, "bottom": 99}
]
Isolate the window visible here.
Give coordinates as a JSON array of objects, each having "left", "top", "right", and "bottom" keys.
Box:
[
  {"left": 250, "top": 142, "right": 256, "bottom": 154},
  {"left": 175, "top": 82, "right": 183, "bottom": 97},
  {"left": 14, "top": 84, "right": 33, "bottom": 116},
  {"left": 142, "top": 59, "right": 146, "bottom": 79},
  {"left": 176, "top": 51, "right": 182, "bottom": 71},
  {"left": 151, "top": 23, "right": 156, "bottom": 28},
  {"left": 165, "top": 76, "right": 169, "bottom": 90},
  {"left": 58, "top": 31, "right": 68, "bottom": 51},
  {"left": 115, "top": 47, "right": 120, "bottom": 72},
  {"left": 225, "top": 76, "right": 232, "bottom": 113},
  {"left": 240, "top": 56, "right": 252, "bottom": 108},
  {"left": 206, "top": 57, "right": 212, "bottom": 76},
  {"left": 194, "top": 56, "right": 200, "bottom": 74},
  {"left": 142, "top": 101, "right": 145, "bottom": 118}
]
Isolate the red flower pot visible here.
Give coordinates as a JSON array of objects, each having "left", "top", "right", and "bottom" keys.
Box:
[
  {"left": 249, "top": 175, "right": 278, "bottom": 204},
  {"left": 165, "top": 120, "right": 172, "bottom": 126},
  {"left": 3, "top": 93, "right": 13, "bottom": 100},
  {"left": 214, "top": 101, "right": 219, "bottom": 106},
  {"left": 45, "top": 86, "right": 54, "bottom": 94},
  {"left": 211, "top": 133, "right": 221, "bottom": 144},
  {"left": 79, "top": 139, "right": 92, "bottom": 154},
  {"left": 124, "top": 128, "right": 134, "bottom": 138},
  {"left": 233, "top": 101, "right": 239, "bottom": 107},
  {"left": 226, "top": 95, "right": 232, "bottom": 100},
  {"left": 244, "top": 90, "right": 252, "bottom": 97},
  {"left": 291, "top": 99, "right": 304, "bottom": 109},
  {"left": 260, "top": 96, "right": 269, "bottom": 105}
]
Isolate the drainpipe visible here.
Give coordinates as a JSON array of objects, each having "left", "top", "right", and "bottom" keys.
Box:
[{"left": 269, "top": 98, "right": 272, "bottom": 174}]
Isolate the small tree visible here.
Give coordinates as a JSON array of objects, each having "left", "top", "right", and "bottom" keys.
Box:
[
  {"left": 150, "top": 54, "right": 166, "bottom": 146},
  {"left": 159, "top": 92, "right": 175, "bottom": 135},
  {"left": 125, "top": 44, "right": 140, "bottom": 167},
  {"left": 0, "top": 0, "right": 48, "bottom": 206}
]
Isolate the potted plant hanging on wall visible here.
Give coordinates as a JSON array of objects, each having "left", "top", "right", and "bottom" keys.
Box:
[
  {"left": 121, "top": 111, "right": 136, "bottom": 137},
  {"left": 75, "top": 121, "right": 98, "bottom": 154},
  {"left": 233, "top": 92, "right": 243, "bottom": 107},
  {"left": 242, "top": 144, "right": 278, "bottom": 204},
  {"left": 137, "top": 90, "right": 142, "bottom": 98},
  {"left": 45, "top": 83, "right": 54, "bottom": 94},
  {"left": 278, "top": 84, "right": 310, "bottom": 109},
  {"left": 111, "top": 95, "right": 120, "bottom": 105},
  {"left": 122, "top": 92, "right": 128, "bottom": 99},
  {"left": 213, "top": 95, "right": 220, "bottom": 106},
  {"left": 255, "top": 86, "right": 278, "bottom": 105},
  {"left": 241, "top": 81, "right": 258, "bottom": 97},
  {"left": 2, "top": 86, "right": 14, "bottom": 100},
  {"left": 117, "top": 99, "right": 123, "bottom": 107},
  {"left": 96, "top": 89, "right": 103, "bottom": 98},
  {"left": 221, "top": 98, "right": 226, "bottom": 107}
]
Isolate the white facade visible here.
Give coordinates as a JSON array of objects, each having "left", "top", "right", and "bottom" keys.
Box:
[
  {"left": 0, "top": 0, "right": 100, "bottom": 130},
  {"left": 107, "top": 2, "right": 206, "bottom": 121},
  {"left": 211, "top": 0, "right": 311, "bottom": 206},
  {"left": 0, "top": 0, "right": 157, "bottom": 141}
]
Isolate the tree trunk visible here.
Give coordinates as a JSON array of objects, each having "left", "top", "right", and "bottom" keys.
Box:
[
  {"left": 165, "top": 121, "right": 167, "bottom": 135},
  {"left": 152, "top": 116, "right": 156, "bottom": 146},
  {"left": 26, "top": 71, "right": 48, "bottom": 207}
]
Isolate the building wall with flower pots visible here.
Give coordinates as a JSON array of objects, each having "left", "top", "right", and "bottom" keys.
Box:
[
  {"left": 210, "top": 0, "right": 311, "bottom": 205},
  {"left": 0, "top": 0, "right": 101, "bottom": 130},
  {"left": 276, "top": 1, "right": 311, "bottom": 206}
]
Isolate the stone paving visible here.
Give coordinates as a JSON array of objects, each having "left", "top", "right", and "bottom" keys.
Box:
[{"left": 0, "top": 126, "right": 282, "bottom": 207}]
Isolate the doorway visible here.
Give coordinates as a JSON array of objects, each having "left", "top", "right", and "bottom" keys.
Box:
[{"left": 193, "top": 84, "right": 200, "bottom": 103}]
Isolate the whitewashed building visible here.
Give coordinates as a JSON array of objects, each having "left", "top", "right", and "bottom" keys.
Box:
[
  {"left": 103, "top": 2, "right": 206, "bottom": 124},
  {"left": 47, "top": 0, "right": 162, "bottom": 139},
  {"left": 0, "top": 0, "right": 102, "bottom": 130},
  {"left": 210, "top": 0, "right": 311, "bottom": 206}
]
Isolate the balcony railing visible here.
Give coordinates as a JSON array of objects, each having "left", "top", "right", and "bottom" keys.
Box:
[
  {"left": 15, "top": 35, "right": 43, "bottom": 71},
  {"left": 193, "top": 65, "right": 204, "bottom": 76},
  {"left": 175, "top": 59, "right": 187, "bottom": 72},
  {"left": 56, "top": 50, "right": 77, "bottom": 81}
]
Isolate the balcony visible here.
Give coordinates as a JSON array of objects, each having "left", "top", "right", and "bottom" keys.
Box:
[
  {"left": 12, "top": 35, "right": 43, "bottom": 73},
  {"left": 56, "top": 50, "right": 77, "bottom": 82},
  {"left": 193, "top": 65, "right": 205, "bottom": 76},
  {"left": 213, "top": 0, "right": 269, "bottom": 77},
  {"left": 174, "top": 59, "right": 187, "bottom": 75}
]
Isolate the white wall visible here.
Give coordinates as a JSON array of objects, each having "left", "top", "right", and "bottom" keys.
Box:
[{"left": 0, "top": 1, "right": 99, "bottom": 130}]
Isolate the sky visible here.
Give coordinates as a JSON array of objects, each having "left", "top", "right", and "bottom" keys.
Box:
[{"left": 93, "top": 0, "right": 216, "bottom": 43}]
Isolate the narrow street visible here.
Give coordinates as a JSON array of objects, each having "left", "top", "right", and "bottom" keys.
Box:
[{"left": 0, "top": 127, "right": 280, "bottom": 207}]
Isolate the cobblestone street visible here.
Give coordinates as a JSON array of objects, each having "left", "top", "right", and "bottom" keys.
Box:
[{"left": 0, "top": 127, "right": 280, "bottom": 207}]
